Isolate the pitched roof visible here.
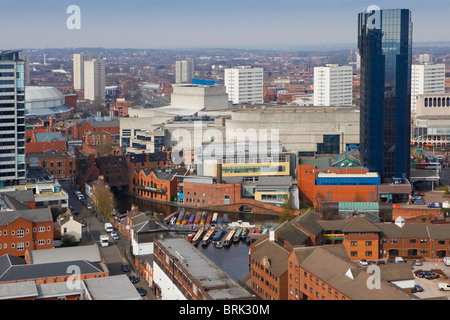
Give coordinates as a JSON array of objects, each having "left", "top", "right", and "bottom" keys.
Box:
[
  {"left": 0, "top": 207, "right": 53, "bottom": 226},
  {"left": 0, "top": 257, "right": 104, "bottom": 283},
  {"left": 298, "top": 247, "right": 416, "bottom": 300},
  {"left": 251, "top": 239, "right": 290, "bottom": 276},
  {"left": 26, "top": 244, "right": 102, "bottom": 264}
]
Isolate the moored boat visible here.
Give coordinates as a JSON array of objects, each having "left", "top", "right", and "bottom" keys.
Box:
[
  {"left": 240, "top": 227, "right": 249, "bottom": 241},
  {"left": 194, "top": 212, "right": 202, "bottom": 226},
  {"left": 224, "top": 228, "right": 236, "bottom": 247},
  {"left": 212, "top": 229, "right": 226, "bottom": 245},
  {"left": 211, "top": 213, "right": 218, "bottom": 227},
  {"left": 192, "top": 228, "right": 205, "bottom": 246},
  {"left": 205, "top": 213, "right": 212, "bottom": 226},
  {"left": 233, "top": 228, "right": 242, "bottom": 243},
  {"left": 200, "top": 211, "right": 207, "bottom": 225},
  {"left": 188, "top": 213, "right": 195, "bottom": 226},
  {"left": 164, "top": 211, "right": 178, "bottom": 224},
  {"left": 176, "top": 211, "right": 185, "bottom": 225},
  {"left": 223, "top": 214, "right": 229, "bottom": 225},
  {"left": 201, "top": 228, "right": 215, "bottom": 246}
]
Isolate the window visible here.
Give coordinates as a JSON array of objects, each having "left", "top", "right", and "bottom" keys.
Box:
[
  {"left": 365, "top": 241, "right": 372, "bottom": 246},
  {"left": 17, "top": 243, "right": 24, "bottom": 251},
  {"left": 17, "top": 230, "right": 24, "bottom": 238}
]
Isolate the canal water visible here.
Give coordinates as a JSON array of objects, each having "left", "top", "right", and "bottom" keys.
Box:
[{"left": 114, "top": 192, "right": 280, "bottom": 283}]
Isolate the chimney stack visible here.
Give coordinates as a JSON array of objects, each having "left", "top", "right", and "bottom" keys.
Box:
[{"left": 216, "top": 162, "right": 222, "bottom": 184}]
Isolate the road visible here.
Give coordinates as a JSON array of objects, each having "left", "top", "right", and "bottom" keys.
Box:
[{"left": 58, "top": 179, "right": 154, "bottom": 300}]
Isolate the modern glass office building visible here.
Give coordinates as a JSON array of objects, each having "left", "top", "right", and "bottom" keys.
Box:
[
  {"left": 0, "top": 51, "right": 26, "bottom": 186},
  {"left": 358, "top": 8, "right": 412, "bottom": 183}
]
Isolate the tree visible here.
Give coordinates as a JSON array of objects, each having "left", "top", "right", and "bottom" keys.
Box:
[
  {"left": 279, "top": 195, "right": 296, "bottom": 223},
  {"left": 61, "top": 234, "right": 78, "bottom": 247},
  {"left": 93, "top": 181, "right": 115, "bottom": 220}
]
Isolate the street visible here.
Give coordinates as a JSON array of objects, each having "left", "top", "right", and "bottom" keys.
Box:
[{"left": 58, "top": 179, "right": 154, "bottom": 300}]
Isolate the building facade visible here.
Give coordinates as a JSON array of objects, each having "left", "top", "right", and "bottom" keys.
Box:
[
  {"left": 175, "top": 60, "right": 194, "bottom": 84},
  {"left": 411, "top": 63, "right": 446, "bottom": 116},
  {"left": 84, "top": 59, "right": 105, "bottom": 101},
  {"left": 0, "top": 51, "right": 26, "bottom": 186},
  {"left": 224, "top": 66, "right": 264, "bottom": 104},
  {"left": 358, "top": 8, "right": 412, "bottom": 183},
  {"left": 73, "top": 53, "right": 101, "bottom": 91},
  {"left": 313, "top": 64, "right": 353, "bottom": 106}
]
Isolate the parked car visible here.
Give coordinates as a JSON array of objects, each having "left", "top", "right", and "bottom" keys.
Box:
[
  {"left": 121, "top": 263, "right": 130, "bottom": 272},
  {"left": 111, "top": 231, "right": 120, "bottom": 240},
  {"left": 136, "top": 287, "right": 147, "bottom": 296},
  {"left": 414, "top": 259, "right": 423, "bottom": 266},
  {"left": 412, "top": 200, "right": 425, "bottom": 205},
  {"left": 427, "top": 202, "right": 443, "bottom": 208},
  {"left": 411, "top": 284, "right": 424, "bottom": 293},
  {"left": 129, "top": 275, "right": 139, "bottom": 284},
  {"left": 359, "top": 259, "right": 368, "bottom": 266}
]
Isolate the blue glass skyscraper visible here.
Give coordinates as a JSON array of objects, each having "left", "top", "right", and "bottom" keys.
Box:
[
  {"left": 358, "top": 7, "right": 412, "bottom": 183},
  {"left": 0, "top": 50, "right": 26, "bottom": 186}
]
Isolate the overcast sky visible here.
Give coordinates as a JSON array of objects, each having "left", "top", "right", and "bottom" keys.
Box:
[{"left": 2, "top": 0, "right": 450, "bottom": 50}]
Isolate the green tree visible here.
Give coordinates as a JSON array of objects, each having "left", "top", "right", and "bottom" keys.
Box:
[
  {"left": 279, "top": 195, "right": 296, "bottom": 223},
  {"left": 93, "top": 181, "right": 115, "bottom": 220},
  {"left": 61, "top": 234, "right": 78, "bottom": 247}
]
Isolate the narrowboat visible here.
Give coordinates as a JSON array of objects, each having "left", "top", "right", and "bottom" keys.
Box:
[
  {"left": 201, "top": 228, "right": 215, "bottom": 246},
  {"left": 188, "top": 213, "right": 195, "bottom": 226},
  {"left": 164, "top": 211, "right": 178, "bottom": 224},
  {"left": 233, "top": 228, "right": 242, "bottom": 243},
  {"left": 224, "top": 228, "right": 236, "bottom": 247},
  {"left": 194, "top": 212, "right": 202, "bottom": 226},
  {"left": 200, "top": 211, "right": 207, "bottom": 225},
  {"left": 212, "top": 229, "right": 227, "bottom": 245},
  {"left": 211, "top": 213, "right": 218, "bottom": 227},
  {"left": 205, "top": 213, "right": 212, "bottom": 226},
  {"left": 223, "top": 214, "right": 229, "bottom": 225},
  {"left": 176, "top": 211, "right": 185, "bottom": 225},
  {"left": 192, "top": 228, "right": 205, "bottom": 246}
]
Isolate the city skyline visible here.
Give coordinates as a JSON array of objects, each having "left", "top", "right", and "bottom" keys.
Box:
[{"left": 2, "top": 0, "right": 450, "bottom": 50}]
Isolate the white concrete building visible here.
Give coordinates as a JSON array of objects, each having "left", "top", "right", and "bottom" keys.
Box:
[
  {"left": 411, "top": 63, "right": 446, "bottom": 116},
  {"left": 224, "top": 66, "right": 264, "bottom": 104},
  {"left": 313, "top": 64, "right": 353, "bottom": 106},
  {"left": 73, "top": 53, "right": 101, "bottom": 90},
  {"left": 84, "top": 59, "right": 105, "bottom": 101},
  {"left": 170, "top": 84, "right": 230, "bottom": 110},
  {"left": 175, "top": 60, "right": 194, "bottom": 84}
]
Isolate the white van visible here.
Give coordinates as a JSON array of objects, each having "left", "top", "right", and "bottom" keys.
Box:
[
  {"left": 395, "top": 257, "right": 404, "bottom": 263},
  {"left": 438, "top": 282, "right": 450, "bottom": 291},
  {"left": 104, "top": 223, "right": 113, "bottom": 232},
  {"left": 443, "top": 257, "right": 450, "bottom": 266}
]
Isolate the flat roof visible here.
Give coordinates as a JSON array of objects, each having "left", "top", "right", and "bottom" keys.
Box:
[{"left": 157, "top": 238, "right": 253, "bottom": 300}]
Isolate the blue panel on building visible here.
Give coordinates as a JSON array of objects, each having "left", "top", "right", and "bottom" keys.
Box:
[
  {"left": 192, "top": 79, "right": 216, "bottom": 86},
  {"left": 316, "top": 176, "right": 380, "bottom": 186}
]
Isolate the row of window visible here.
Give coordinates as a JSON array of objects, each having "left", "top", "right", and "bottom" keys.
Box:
[
  {"left": 0, "top": 226, "right": 51, "bottom": 236},
  {"left": 424, "top": 96, "right": 450, "bottom": 107},
  {"left": 0, "top": 239, "right": 51, "bottom": 250}
]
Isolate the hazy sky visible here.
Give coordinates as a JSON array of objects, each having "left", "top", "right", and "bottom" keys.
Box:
[{"left": 2, "top": 0, "right": 450, "bottom": 49}]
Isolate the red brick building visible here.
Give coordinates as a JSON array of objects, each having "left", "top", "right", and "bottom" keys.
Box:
[
  {"left": 130, "top": 168, "right": 185, "bottom": 203},
  {"left": 73, "top": 119, "right": 120, "bottom": 142},
  {"left": 0, "top": 207, "right": 54, "bottom": 257},
  {"left": 26, "top": 131, "right": 67, "bottom": 154},
  {"left": 26, "top": 150, "right": 76, "bottom": 179}
]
